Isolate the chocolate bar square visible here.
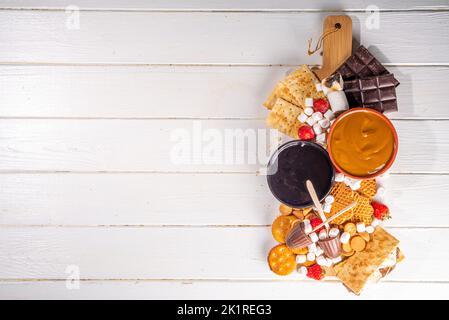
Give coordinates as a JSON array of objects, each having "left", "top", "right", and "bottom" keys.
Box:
[
  {"left": 337, "top": 46, "right": 399, "bottom": 87},
  {"left": 344, "top": 74, "right": 398, "bottom": 113}
]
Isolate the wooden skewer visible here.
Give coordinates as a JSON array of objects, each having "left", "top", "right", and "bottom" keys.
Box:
[
  {"left": 310, "top": 201, "right": 357, "bottom": 234},
  {"left": 306, "top": 180, "right": 330, "bottom": 231}
]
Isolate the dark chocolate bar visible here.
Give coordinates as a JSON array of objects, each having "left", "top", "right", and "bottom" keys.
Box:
[
  {"left": 344, "top": 74, "right": 398, "bottom": 113},
  {"left": 337, "top": 46, "right": 399, "bottom": 87}
]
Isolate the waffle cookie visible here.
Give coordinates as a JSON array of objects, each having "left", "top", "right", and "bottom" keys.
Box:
[
  {"left": 266, "top": 98, "right": 303, "bottom": 138},
  {"left": 326, "top": 182, "right": 357, "bottom": 225},
  {"left": 358, "top": 179, "right": 377, "bottom": 198},
  {"left": 350, "top": 195, "right": 374, "bottom": 225}
]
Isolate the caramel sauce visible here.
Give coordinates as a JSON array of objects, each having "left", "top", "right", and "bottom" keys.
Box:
[{"left": 329, "top": 111, "right": 395, "bottom": 177}]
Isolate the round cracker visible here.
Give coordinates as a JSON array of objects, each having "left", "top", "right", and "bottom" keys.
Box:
[
  {"left": 291, "top": 246, "right": 308, "bottom": 255},
  {"left": 350, "top": 236, "right": 366, "bottom": 252},
  {"left": 268, "top": 244, "right": 296, "bottom": 276},
  {"left": 271, "top": 215, "right": 297, "bottom": 243},
  {"left": 359, "top": 232, "right": 370, "bottom": 242},
  {"left": 344, "top": 222, "right": 357, "bottom": 236},
  {"left": 342, "top": 242, "right": 353, "bottom": 253}
]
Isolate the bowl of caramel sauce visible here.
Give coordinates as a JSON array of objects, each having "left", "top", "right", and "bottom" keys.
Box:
[{"left": 327, "top": 108, "right": 398, "bottom": 179}]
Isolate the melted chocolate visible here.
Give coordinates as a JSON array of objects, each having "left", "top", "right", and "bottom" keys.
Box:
[{"left": 267, "top": 141, "right": 334, "bottom": 208}]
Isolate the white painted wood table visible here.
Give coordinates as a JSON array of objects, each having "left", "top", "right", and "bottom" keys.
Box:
[{"left": 1, "top": 0, "right": 449, "bottom": 300}]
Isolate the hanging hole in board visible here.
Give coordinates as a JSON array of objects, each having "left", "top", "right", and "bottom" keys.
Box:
[{"left": 335, "top": 23, "right": 341, "bottom": 29}]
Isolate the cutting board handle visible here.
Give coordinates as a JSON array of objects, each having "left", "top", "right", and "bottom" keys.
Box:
[{"left": 313, "top": 15, "right": 353, "bottom": 81}]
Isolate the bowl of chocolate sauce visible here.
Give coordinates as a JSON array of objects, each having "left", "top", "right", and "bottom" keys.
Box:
[{"left": 267, "top": 140, "right": 335, "bottom": 209}]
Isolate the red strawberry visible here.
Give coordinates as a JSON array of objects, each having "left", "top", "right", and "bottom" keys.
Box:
[
  {"left": 310, "top": 217, "right": 324, "bottom": 232},
  {"left": 307, "top": 264, "right": 324, "bottom": 281},
  {"left": 371, "top": 201, "right": 391, "bottom": 220},
  {"left": 298, "top": 125, "right": 315, "bottom": 140},
  {"left": 313, "top": 99, "right": 330, "bottom": 113}
]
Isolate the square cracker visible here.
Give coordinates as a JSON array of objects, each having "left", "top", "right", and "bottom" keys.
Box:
[
  {"left": 263, "top": 65, "right": 324, "bottom": 110},
  {"left": 266, "top": 98, "right": 303, "bottom": 138},
  {"left": 334, "top": 227, "right": 400, "bottom": 295}
]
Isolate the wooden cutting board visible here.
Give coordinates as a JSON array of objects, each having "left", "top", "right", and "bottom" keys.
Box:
[{"left": 313, "top": 15, "right": 353, "bottom": 80}]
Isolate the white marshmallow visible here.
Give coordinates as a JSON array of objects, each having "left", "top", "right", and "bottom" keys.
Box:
[
  {"left": 316, "top": 255, "right": 327, "bottom": 266},
  {"left": 335, "top": 173, "right": 345, "bottom": 182},
  {"left": 309, "top": 232, "right": 319, "bottom": 243},
  {"left": 319, "top": 229, "right": 328, "bottom": 240},
  {"left": 305, "top": 97, "right": 314, "bottom": 107},
  {"left": 325, "top": 195, "right": 335, "bottom": 204},
  {"left": 312, "top": 112, "right": 323, "bottom": 122},
  {"left": 318, "top": 118, "right": 330, "bottom": 129},
  {"left": 303, "top": 219, "right": 310, "bottom": 227},
  {"left": 316, "top": 246, "right": 324, "bottom": 256},
  {"left": 329, "top": 228, "right": 340, "bottom": 238},
  {"left": 296, "top": 254, "right": 307, "bottom": 264},
  {"left": 344, "top": 176, "right": 353, "bottom": 186},
  {"left": 323, "top": 203, "right": 332, "bottom": 213},
  {"left": 332, "top": 256, "right": 342, "bottom": 264},
  {"left": 307, "top": 252, "right": 316, "bottom": 262},
  {"left": 327, "top": 90, "right": 349, "bottom": 113},
  {"left": 356, "top": 222, "right": 366, "bottom": 233},
  {"left": 324, "top": 109, "right": 335, "bottom": 121},
  {"left": 298, "top": 266, "right": 308, "bottom": 276},
  {"left": 350, "top": 180, "right": 362, "bottom": 190},
  {"left": 308, "top": 243, "right": 317, "bottom": 253},
  {"left": 306, "top": 117, "right": 316, "bottom": 126},
  {"left": 298, "top": 112, "right": 308, "bottom": 123},
  {"left": 366, "top": 226, "right": 375, "bottom": 234},
  {"left": 315, "top": 83, "right": 323, "bottom": 92},
  {"left": 304, "top": 224, "right": 313, "bottom": 234},
  {"left": 322, "top": 85, "right": 330, "bottom": 96},
  {"left": 304, "top": 107, "right": 314, "bottom": 116},
  {"left": 340, "top": 232, "right": 351, "bottom": 244},
  {"left": 325, "top": 258, "right": 333, "bottom": 267},
  {"left": 316, "top": 133, "right": 326, "bottom": 144},
  {"left": 371, "top": 218, "right": 381, "bottom": 227},
  {"left": 313, "top": 123, "right": 323, "bottom": 135}
]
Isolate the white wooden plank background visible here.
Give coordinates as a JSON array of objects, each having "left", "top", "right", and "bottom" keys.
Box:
[
  {"left": 0, "top": 1, "right": 448, "bottom": 299},
  {"left": 0, "top": 66, "right": 447, "bottom": 119},
  {"left": 1, "top": 11, "right": 449, "bottom": 64}
]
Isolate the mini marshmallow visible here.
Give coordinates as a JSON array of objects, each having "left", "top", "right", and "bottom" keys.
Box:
[
  {"left": 371, "top": 218, "right": 381, "bottom": 227},
  {"left": 335, "top": 173, "right": 345, "bottom": 182},
  {"left": 323, "top": 109, "right": 335, "bottom": 121},
  {"left": 296, "top": 254, "right": 307, "bottom": 264},
  {"left": 366, "top": 226, "right": 375, "bottom": 234},
  {"left": 325, "top": 195, "right": 335, "bottom": 204},
  {"left": 350, "top": 180, "right": 362, "bottom": 191},
  {"left": 312, "top": 112, "right": 323, "bottom": 122},
  {"left": 316, "top": 246, "right": 324, "bottom": 256},
  {"left": 323, "top": 203, "right": 332, "bottom": 213},
  {"left": 297, "top": 112, "right": 308, "bottom": 123},
  {"left": 304, "top": 224, "right": 312, "bottom": 234},
  {"left": 318, "top": 118, "right": 330, "bottom": 129},
  {"left": 340, "top": 232, "right": 351, "bottom": 244},
  {"left": 308, "top": 243, "right": 317, "bottom": 253},
  {"left": 309, "top": 232, "right": 319, "bottom": 243},
  {"left": 327, "top": 90, "right": 349, "bottom": 113},
  {"left": 319, "top": 229, "right": 328, "bottom": 240},
  {"left": 316, "top": 255, "right": 327, "bottom": 266},
  {"left": 313, "top": 123, "right": 323, "bottom": 135},
  {"left": 332, "top": 256, "right": 342, "bottom": 264},
  {"left": 307, "top": 252, "right": 316, "bottom": 262},
  {"left": 315, "top": 83, "right": 323, "bottom": 92},
  {"left": 329, "top": 228, "right": 340, "bottom": 238},
  {"left": 303, "top": 219, "right": 310, "bottom": 227},
  {"left": 306, "top": 117, "right": 316, "bottom": 126},
  {"left": 325, "top": 258, "right": 333, "bottom": 267},
  {"left": 356, "top": 222, "right": 366, "bottom": 233},
  {"left": 298, "top": 266, "right": 308, "bottom": 277},
  {"left": 305, "top": 97, "right": 314, "bottom": 107},
  {"left": 344, "top": 176, "right": 353, "bottom": 186},
  {"left": 304, "top": 107, "right": 314, "bottom": 116},
  {"left": 316, "top": 133, "right": 326, "bottom": 144}
]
